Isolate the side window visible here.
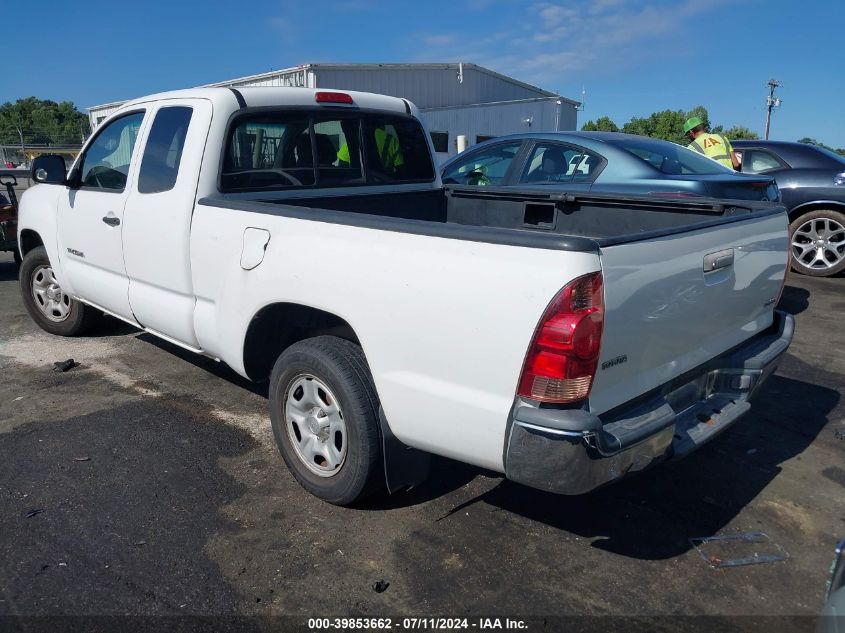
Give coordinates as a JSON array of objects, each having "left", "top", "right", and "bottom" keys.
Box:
[
  {"left": 138, "top": 107, "right": 193, "bottom": 194},
  {"left": 442, "top": 142, "right": 521, "bottom": 186},
  {"left": 79, "top": 112, "right": 145, "bottom": 191},
  {"left": 742, "top": 149, "right": 784, "bottom": 174},
  {"left": 520, "top": 143, "right": 599, "bottom": 185},
  {"left": 430, "top": 132, "right": 449, "bottom": 153}
]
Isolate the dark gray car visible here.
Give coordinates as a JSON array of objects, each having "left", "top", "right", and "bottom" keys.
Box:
[
  {"left": 733, "top": 140, "right": 845, "bottom": 277},
  {"left": 441, "top": 131, "right": 778, "bottom": 201}
]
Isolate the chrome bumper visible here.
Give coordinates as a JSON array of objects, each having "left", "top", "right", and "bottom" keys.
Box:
[{"left": 504, "top": 310, "right": 795, "bottom": 495}]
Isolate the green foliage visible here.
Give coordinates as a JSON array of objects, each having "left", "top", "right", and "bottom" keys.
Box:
[
  {"left": 798, "top": 137, "right": 845, "bottom": 156},
  {"left": 581, "top": 116, "right": 619, "bottom": 132},
  {"left": 0, "top": 97, "right": 90, "bottom": 145},
  {"left": 585, "top": 106, "right": 761, "bottom": 145},
  {"left": 721, "top": 126, "right": 759, "bottom": 140},
  {"left": 621, "top": 108, "right": 702, "bottom": 146}
]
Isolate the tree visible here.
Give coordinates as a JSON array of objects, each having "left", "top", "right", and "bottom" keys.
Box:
[
  {"left": 721, "top": 126, "right": 759, "bottom": 140},
  {"left": 585, "top": 106, "right": 762, "bottom": 145},
  {"left": 0, "top": 98, "right": 90, "bottom": 145},
  {"left": 581, "top": 116, "right": 619, "bottom": 132},
  {"left": 798, "top": 137, "right": 845, "bottom": 156}
]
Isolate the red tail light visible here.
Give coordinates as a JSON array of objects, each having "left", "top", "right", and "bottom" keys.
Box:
[
  {"left": 315, "top": 91, "right": 354, "bottom": 104},
  {"left": 517, "top": 272, "right": 604, "bottom": 404}
]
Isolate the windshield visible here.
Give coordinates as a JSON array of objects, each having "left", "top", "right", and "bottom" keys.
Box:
[{"left": 609, "top": 137, "right": 734, "bottom": 175}]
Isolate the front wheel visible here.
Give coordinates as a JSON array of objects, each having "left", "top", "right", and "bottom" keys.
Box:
[
  {"left": 268, "top": 336, "right": 383, "bottom": 506},
  {"left": 19, "top": 246, "right": 101, "bottom": 336},
  {"left": 789, "top": 210, "right": 845, "bottom": 277}
]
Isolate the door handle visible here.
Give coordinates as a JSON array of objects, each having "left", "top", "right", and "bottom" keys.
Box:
[
  {"left": 703, "top": 248, "right": 734, "bottom": 272},
  {"left": 102, "top": 216, "right": 120, "bottom": 227}
]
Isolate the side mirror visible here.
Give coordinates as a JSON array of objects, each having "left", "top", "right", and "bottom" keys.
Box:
[{"left": 30, "top": 155, "right": 67, "bottom": 185}]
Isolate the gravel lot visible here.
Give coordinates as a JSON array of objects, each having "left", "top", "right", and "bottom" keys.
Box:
[{"left": 0, "top": 250, "right": 843, "bottom": 624}]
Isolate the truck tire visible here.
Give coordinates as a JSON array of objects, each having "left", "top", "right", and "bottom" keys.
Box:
[
  {"left": 268, "top": 336, "right": 383, "bottom": 505},
  {"left": 19, "top": 246, "right": 101, "bottom": 336},
  {"left": 789, "top": 209, "right": 845, "bottom": 277}
]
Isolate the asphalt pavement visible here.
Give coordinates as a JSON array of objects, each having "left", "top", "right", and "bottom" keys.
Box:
[{"left": 0, "top": 250, "right": 843, "bottom": 622}]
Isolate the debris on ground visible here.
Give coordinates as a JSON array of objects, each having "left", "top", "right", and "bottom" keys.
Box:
[
  {"left": 73, "top": 456, "right": 90, "bottom": 462},
  {"left": 372, "top": 580, "right": 390, "bottom": 593},
  {"left": 835, "top": 428, "right": 845, "bottom": 440},
  {"left": 690, "top": 532, "right": 789, "bottom": 569},
  {"left": 25, "top": 508, "right": 45, "bottom": 518},
  {"left": 52, "top": 359, "right": 78, "bottom": 373},
  {"left": 132, "top": 541, "right": 147, "bottom": 547}
]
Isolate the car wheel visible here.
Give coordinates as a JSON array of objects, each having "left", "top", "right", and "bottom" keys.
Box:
[
  {"left": 268, "top": 336, "right": 383, "bottom": 506},
  {"left": 19, "top": 246, "right": 101, "bottom": 336},
  {"left": 789, "top": 209, "right": 845, "bottom": 277}
]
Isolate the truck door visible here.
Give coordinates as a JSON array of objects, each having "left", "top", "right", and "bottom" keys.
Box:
[
  {"left": 122, "top": 99, "right": 211, "bottom": 349},
  {"left": 57, "top": 110, "right": 147, "bottom": 319}
]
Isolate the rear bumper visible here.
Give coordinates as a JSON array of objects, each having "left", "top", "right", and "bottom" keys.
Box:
[{"left": 504, "top": 309, "right": 794, "bottom": 495}]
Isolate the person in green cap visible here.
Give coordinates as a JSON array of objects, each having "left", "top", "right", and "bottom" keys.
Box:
[{"left": 684, "top": 116, "right": 740, "bottom": 170}]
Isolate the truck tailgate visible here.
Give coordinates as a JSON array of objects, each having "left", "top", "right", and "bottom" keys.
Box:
[{"left": 589, "top": 211, "right": 789, "bottom": 415}]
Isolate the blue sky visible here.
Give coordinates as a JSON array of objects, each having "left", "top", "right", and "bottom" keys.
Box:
[{"left": 5, "top": 0, "right": 843, "bottom": 146}]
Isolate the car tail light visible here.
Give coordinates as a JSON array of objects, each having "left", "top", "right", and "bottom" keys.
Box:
[
  {"left": 517, "top": 272, "right": 604, "bottom": 404},
  {"left": 315, "top": 91, "right": 354, "bottom": 104}
]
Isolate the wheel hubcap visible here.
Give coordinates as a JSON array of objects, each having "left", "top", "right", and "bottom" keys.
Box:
[
  {"left": 792, "top": 217, "right": 845, "bottom": 270},
  {"left": 31, "top": 265, "right": 72, "bottom": 322},
  {"left": 284, "top": 374, "right": 346, "bottom": 477}
]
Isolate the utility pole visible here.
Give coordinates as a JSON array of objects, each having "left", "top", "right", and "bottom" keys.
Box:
[
  {"left": 764, "top": 79, "right": 782, "bottom": 140},
  {"left": 16, "top": 125, "right": 25, "bottom": 167}
]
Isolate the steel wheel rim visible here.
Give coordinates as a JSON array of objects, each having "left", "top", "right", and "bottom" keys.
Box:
[
  {"left": 792, "top": 217, "right": 845, "bottom": 270},
  {"left": 284, "top": 374, "right": 347, "bottom": 477},
  {"left": 31, "top": 265, "right": 71, "bottom": 322}
]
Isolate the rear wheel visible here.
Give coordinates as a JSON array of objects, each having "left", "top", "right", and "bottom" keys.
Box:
[
  {"left": 268, "top": 336, "right": 383, "bottom": 506},
  {"left": 19, "top": 246, "right": 101, "bottom": 336},
  {"left": 789, "top": 210, "right": 845, "bottom": 277}
]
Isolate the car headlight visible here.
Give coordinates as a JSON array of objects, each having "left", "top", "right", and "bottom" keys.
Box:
[{"left": 834, "top": 172, "right": 845, "bottom": 186}]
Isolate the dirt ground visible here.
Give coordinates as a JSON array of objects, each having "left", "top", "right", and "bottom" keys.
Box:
[{"left": 0, "top": 250, "right": 843, "bottom": 625}]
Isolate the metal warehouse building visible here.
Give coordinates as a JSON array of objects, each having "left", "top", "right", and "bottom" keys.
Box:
[{"left": 88, "top": 63, "right": 579, "bottom": 161}]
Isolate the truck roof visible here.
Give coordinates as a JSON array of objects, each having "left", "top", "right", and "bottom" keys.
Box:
[{"left": 117, "top": 86, "right": 413, "bottom": 116}]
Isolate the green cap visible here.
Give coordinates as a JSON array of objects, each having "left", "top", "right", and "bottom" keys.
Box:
[{"left": 683, "top": 116, "right": 704, "bottom": 134}]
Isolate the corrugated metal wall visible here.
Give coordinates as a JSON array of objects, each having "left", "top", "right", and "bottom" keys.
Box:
[
  {"left": 421, "top": 99, "right": 578, "bottom": 161},
  {"left": 314, "top": 66, "right": 544, "bottom": 109}
]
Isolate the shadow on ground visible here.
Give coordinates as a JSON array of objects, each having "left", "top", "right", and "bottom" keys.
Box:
[
  {"left": 0, "top": 261, "right": 18, "bottom": 283},
  {"left": 386, "top": 371, "right": 838, "bottom": 560},
  {"left": 0, "top": 397, "right": 259, "bottom": 616},
  {"left": 778, "top": 284, "right": 811, "bottom": 315}
]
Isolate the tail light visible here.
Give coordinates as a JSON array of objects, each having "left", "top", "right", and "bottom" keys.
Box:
[
  {"left": 315, "top": 91, "right": 354, "bottom": 104},
  {"left": 517, "top": 272, "right": 604, "bottom": 404}
]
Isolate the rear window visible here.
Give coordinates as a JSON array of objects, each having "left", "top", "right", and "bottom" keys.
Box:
[
  {"left": 221, "top": 110, "right": 435, "bottom": 192},
  {"left": 610, "top": 138, "right": 733, "bottom": 175}
]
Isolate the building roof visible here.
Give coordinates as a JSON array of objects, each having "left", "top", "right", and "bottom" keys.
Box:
[{"left": 89, "top": 62, "right": 573, "bottom": 113}]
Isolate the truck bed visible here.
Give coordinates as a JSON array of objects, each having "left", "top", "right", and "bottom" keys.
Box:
[{"left": 207, "top": 185, "right": 785, "bottom": 249}]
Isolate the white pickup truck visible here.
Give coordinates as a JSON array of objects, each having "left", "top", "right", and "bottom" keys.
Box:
[{"left": 18, "top": 87, "right": 794, "bottom": 505}]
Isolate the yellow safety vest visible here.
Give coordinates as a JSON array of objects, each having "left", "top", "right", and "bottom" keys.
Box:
[
  {"left": 688, "top": 133, "right": 734, "bottom": 169},
  {"left": 337, "top": 128, "right": 404, "bottom": 171}
]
